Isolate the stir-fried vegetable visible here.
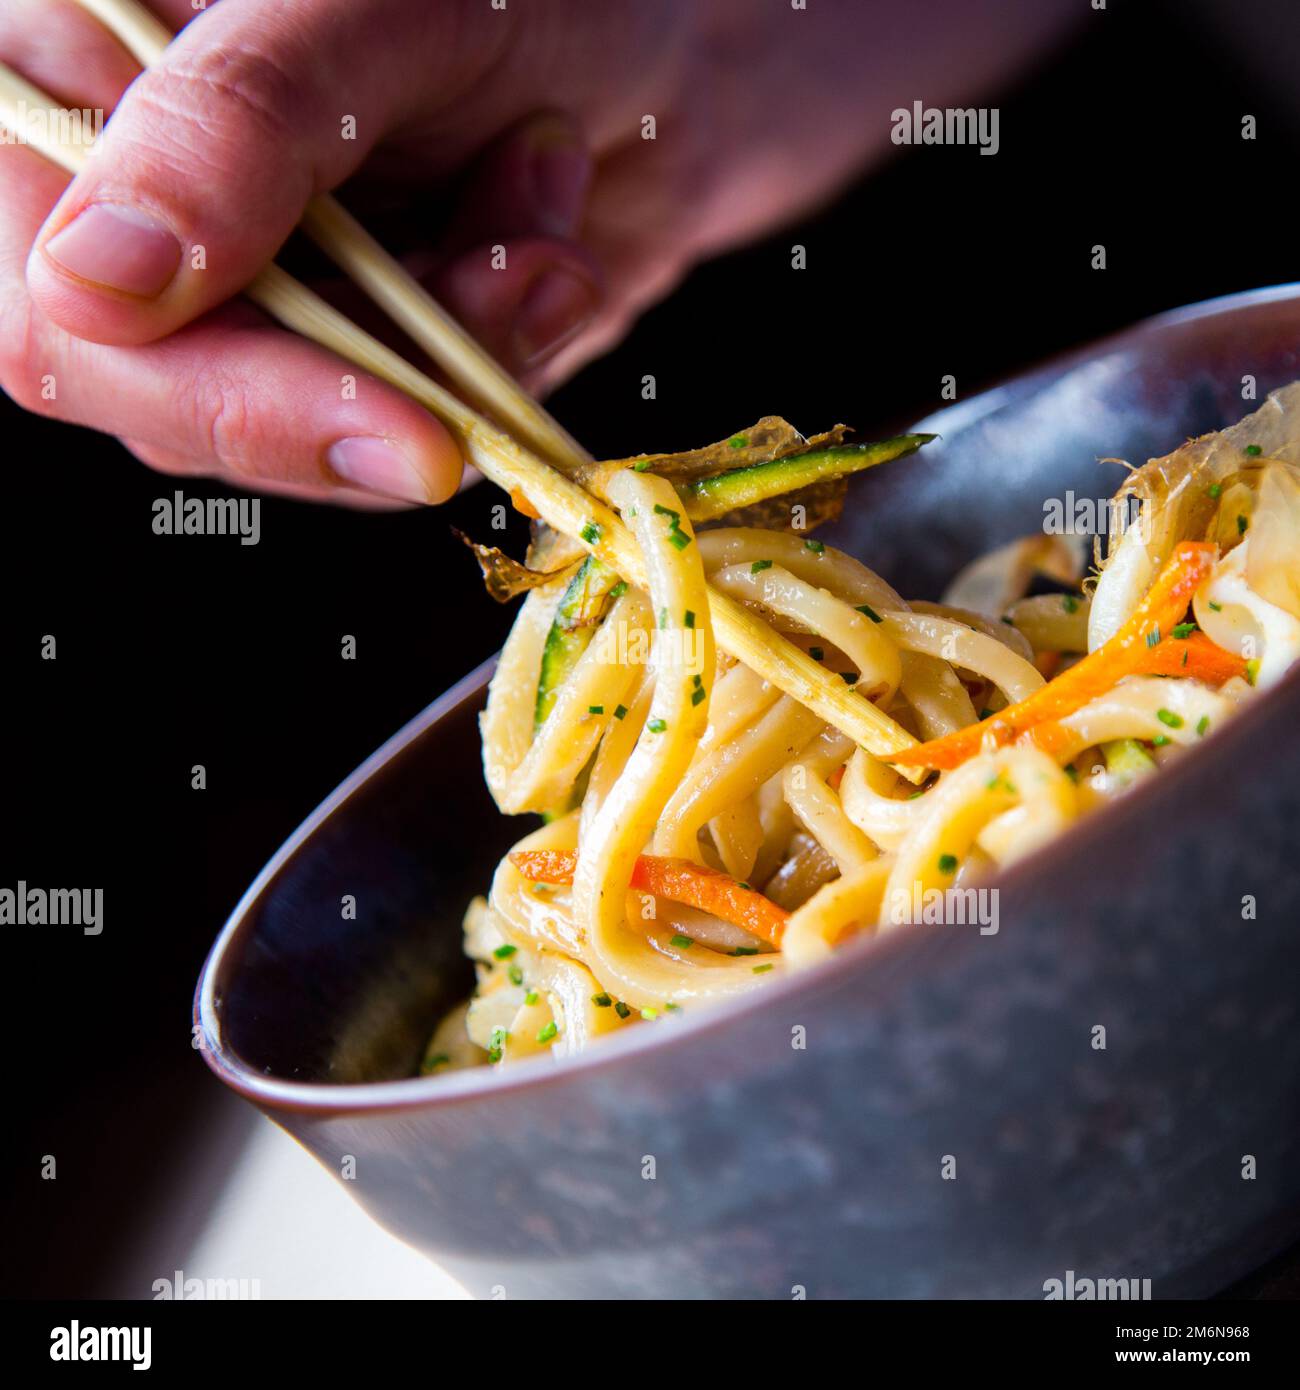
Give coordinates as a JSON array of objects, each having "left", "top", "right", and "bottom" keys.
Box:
[
  {"left": 890, "top": 541, "right": 1220, "bottom": 770},
  {"left": 535, "top": 556, "right": 623, "bottom": 727},
  {"left": 509, "top": 849, "right": 789, "bottom": 947},
  {"left": 674, "top": 435, "right": 934, "bottom": 524}
]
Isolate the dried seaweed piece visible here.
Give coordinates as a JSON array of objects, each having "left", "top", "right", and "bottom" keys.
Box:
[
  {"left": 452, "top": 527, "right": 581, "bottom": 603},
  {"left": 602, "top": 417, "right": 809, "bottom": 481}
]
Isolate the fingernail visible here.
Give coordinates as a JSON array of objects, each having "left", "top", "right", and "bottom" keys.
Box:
[
  {"left": 43, "top": 203, "right": 181, "bottom": 297},
  {"left": 529, "top": 132, "right": 590, "bottom": 238},
  {"left": 512, "top": 267, "right": 598, "bottom": 368},
  {"left": 326, "top": 436, "right": 432, "bottom": 503}
]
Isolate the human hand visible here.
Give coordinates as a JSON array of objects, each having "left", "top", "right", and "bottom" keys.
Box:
[{"left": 0, "top": 0, "right": 1077, "bottom": 504}]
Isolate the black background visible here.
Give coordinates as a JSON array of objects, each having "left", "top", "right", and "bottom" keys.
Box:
[{"left": 3, "top": 0, "right": 1299, "bottom": 1297}]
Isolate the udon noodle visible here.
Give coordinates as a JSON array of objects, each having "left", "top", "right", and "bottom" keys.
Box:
[{"left": 423, "top": 385, "right": 1300, "bottom": 1073}]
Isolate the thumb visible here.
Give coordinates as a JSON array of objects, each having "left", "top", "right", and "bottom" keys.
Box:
[{"left": 26, "top": 0, "right": 472, "bottom": 345}]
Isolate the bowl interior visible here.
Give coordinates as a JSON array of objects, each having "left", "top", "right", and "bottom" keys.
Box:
[{"left": 207, "top": 285, "right": 1300, "bottom": 1088}]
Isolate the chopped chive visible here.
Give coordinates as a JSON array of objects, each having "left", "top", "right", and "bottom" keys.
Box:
[
  {"left": 670, "top": 934, "right": 694, "bottom": 949},
  {"left": 641, "top": 1007, "right": 660, "bottom": 1021},
  {"left": 658, "top": 607, "right": 669, "bottom": 628},
  {"left": 614, "top": 704, "right": 628, "bottom": 720},
  {"left": 1207, "top": 483, "right": 1222, "bottom": 499},
  {"left": 1172, "top": 622, "right": 1197, "bottom": 639},
  {"left": 653, "top": 503, "right": 680, "bottom": 520},
  {"left": 692, "top": 674, "right": 703, "bottom": 687},
  {"left": 1237, "top": 514, "right": 1249, "bottom": 535},
  {"left": 804, "top": 538, "right": 825, "bottom": 555},
  {"left": 856, "top": 603, "right": 883, "bottom": 623},
  {"left": 1156, "top": 708, "right": 1183, "bottom": 729},
  {"left": 738, "top": 882, "right": 752, "bottom": 891},
  {"left": 1244, "top": 443, "right": 1262, "bottom": 457},
  {"left": 420, "top": 1053, "right": 450, "bottom": 1073},
  {"left": 1146, "top": 625, "right": 1161, "bottom": 648},
  {"left": 731, "top": 946, "right": 760, "bottom": 956},
  {"left": 667, "top": 528, "right": 692, "bottom": 551},
  {"left": 664, "top": 1002, "right": 681, "bottom": 1012},
  {"left": 508, "top": 964, "right": 524, "bottom": 986},
  {"left": 525, "top": 991, "right": 539, "bottom": 1006},
  {"left": 1062, "top": 593, "right": 1079, "bottom": 614},
  {"left": 1064, "top": 764, "right": 1079, "bottom": 783},
  {"left": 1208, "top": 601, "right": 1223, "bottom": 612},
  {"left": 752, "top": 963, "right": 774, "bottom": 974},
  {"left": 1246, "top": 658, "right": 1260, "bottom": 686},
  {"left": 614, "top": 1001, "right": 631, "bottom": 1019},
  {"left": 648, "top": 718, "right": 667, "bottom": 733},
  {"left": 907, "top": 789, "right": 925, "bottom": 799},
  {"left": 536, "top": 1021, "right": 558, "bottom": 1044},
  {"left": 592, "top": 992, "right": 612, "bottom": 1007},
  {"left": 609, "top": 581, "right": 629, "bottom": 599},
  {"left": 493, "top": 944, "right": 518, "bottom": 960},
  {"left": 938, "top": 853, "right": 958, "bottom": 874},
  {"left": 684, "top": 609, "right": 696, "bottom": 628},
  {"left": 729, "top": 435, "right": 749, "bottom": 449},
  {"left": 588, "top": 704, "right": 604, "bottom": 715},
  {"left": 751, "top": 559, "right": 773, "bottom": 573},
  {"left": 979, "top": 708, "right": 994, "bottom": 720},
  {"left": 691, "top": 685, "right": 707, "bottom": 705},
  {"left": 580, "top": 521, "right": 600, "bottom": 545},
  {"left": 632, "top": 459, "right": 653, "bottom": 471},
  {"left": 1196, "top": 715, "right": 1210, "bottom": 737},
  {"left": 808, "top": 646, "right": 825, "bottom": 661},
  {"left": 1151, "top": 734, "right": 1171, "bottom": 747}
]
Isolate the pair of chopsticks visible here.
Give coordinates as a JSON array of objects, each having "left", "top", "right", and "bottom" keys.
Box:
[{"left": 0, "top": 0, "right": 924, "bottom": 776}]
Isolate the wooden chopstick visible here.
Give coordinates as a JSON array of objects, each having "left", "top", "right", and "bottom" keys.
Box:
[
  {"left": 0, "top": 56, "right": 923, "bottom": 773},
  {"left": 71, "top": 0, "right": 593, "bottom": 473}
]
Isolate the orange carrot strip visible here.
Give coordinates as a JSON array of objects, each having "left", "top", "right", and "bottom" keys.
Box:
[
  {"left": 889, "top": 541, "right": 1219, "bottom": 770},
  {"left": 508, "top": 849, "right": 788, "bottom": 947},
  {"left": 510, "top": 487, "right": 540, "bottom": 520},
  {"left": 1132, "top": 630, "right": 1247, "bottom": 684}
]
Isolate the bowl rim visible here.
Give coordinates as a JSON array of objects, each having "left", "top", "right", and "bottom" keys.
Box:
[{"left": 195, "top": 279, "right": 1300, "bottom": 1116}]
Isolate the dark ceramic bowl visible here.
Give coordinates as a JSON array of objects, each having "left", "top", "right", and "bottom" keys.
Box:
[{"left": 197, "top": 285, "right": 1300, "bottom": 1299}]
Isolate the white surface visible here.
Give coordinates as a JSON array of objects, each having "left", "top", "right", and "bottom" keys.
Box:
[{"left": 181, "top": 1116, "right": 470, "bottom": 1300}]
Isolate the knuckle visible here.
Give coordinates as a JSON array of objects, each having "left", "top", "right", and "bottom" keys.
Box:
[
  {"left": 0, "top": 301, "right": 55, "bottom": 416},
  {"left": 124, "top": 45, "right": 308, "bottom": 183},
  {"left": 190, "top": 373, "right": 257, "bottom": 473}
]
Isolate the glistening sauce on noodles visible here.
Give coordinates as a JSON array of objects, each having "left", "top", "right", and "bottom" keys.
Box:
[{"left": 422, "top": 386, "right": 1300, "bottom": 1074}]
